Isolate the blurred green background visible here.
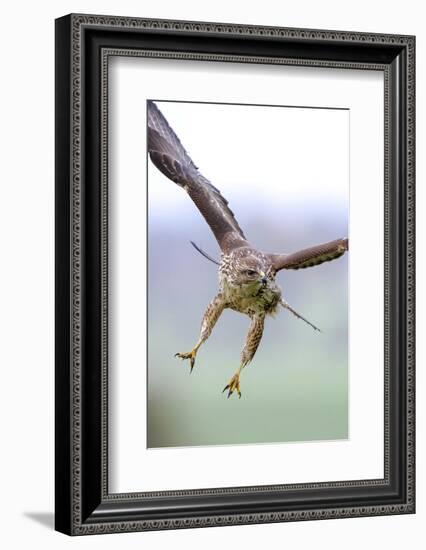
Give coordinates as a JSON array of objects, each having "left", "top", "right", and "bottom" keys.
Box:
[{"left": 147, "top": 103, "right": 348, "bottom": 448}]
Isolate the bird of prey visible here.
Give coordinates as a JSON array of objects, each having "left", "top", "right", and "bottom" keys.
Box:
[{"left": 147, "top": 100, "right": 348, "bottom": 399}]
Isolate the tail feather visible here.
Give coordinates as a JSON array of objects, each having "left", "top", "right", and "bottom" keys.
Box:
[
  {"left": 280, "top": 299, "right": 322, "bottom": 332},
  {"left": 190, "top": 241, "right": 220, "bottom": 266}
]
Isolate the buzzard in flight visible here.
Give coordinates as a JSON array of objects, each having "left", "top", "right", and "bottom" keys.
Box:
[{"left": 148, "top": 101, "right": 348, "bottom": 398}]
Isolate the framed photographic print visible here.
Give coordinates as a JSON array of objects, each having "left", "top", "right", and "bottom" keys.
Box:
[{"left": 55, "top": 14, "right": 415, "bottom": 535}]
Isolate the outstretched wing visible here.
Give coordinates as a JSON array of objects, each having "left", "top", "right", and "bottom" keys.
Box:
[
  {"left": 147, "top": 101, "right": 248, "bottom": 253},
  {"left": 269, "top": 238, "right": 348, "bottom": 272}
]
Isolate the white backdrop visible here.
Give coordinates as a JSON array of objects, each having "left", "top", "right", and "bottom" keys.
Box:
[
  {"left": 109, "top": 60, "right": 383, "bottom": 493},
  {"left": 0, "top": 1, "right": 423, "bottom": 549}
]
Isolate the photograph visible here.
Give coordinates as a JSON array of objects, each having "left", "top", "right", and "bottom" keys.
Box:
[
  {"left": 53, "top": 10, "right": 415, "bottom": 537},
  {"left": 147, "top": 100, "right": 349, "bottom": 448}
]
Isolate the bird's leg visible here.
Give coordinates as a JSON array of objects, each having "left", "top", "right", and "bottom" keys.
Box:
[
  {"left": 223, "top": 314, "right": 265, "bottom": 398},
  {"left": 175, "top": 294, "right": 225, "bottom": 373}
]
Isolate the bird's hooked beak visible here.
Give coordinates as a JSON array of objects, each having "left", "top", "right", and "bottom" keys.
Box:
[{"left": 259, "top": 271, "right": 268, "bottom": 286}]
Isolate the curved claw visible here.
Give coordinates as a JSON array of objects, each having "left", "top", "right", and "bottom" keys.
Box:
[
  {"left": 222, "top": 374, "right": 241, "bottom": 399},
  {"left": 175, "top": 350, "right": 197, "bottom": 373}
]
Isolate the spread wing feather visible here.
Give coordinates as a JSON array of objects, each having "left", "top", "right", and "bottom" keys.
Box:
[
  {"left": 270, "top": 238, "right": 348, "bottom": 272},
  {"left": 147, "top": 101, "right": 247, "bottom": 253}
]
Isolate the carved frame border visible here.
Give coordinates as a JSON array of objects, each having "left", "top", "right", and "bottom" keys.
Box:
[{"left": 55, "top": 14, "right": 415, "bottom": 535}]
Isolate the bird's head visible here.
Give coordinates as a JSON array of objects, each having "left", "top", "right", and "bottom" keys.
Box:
[{"left": 231, "top": 250, "right": 272, "bottom": 292}]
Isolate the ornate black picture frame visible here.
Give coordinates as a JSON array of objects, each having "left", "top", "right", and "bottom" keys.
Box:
[{"left": 55, "top": 13, "right": 415, "bottom": 535}]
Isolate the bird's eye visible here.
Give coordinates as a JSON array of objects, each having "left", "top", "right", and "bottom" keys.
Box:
[{"left": 244, "top": 269, "right": 257, "bottom": 277}]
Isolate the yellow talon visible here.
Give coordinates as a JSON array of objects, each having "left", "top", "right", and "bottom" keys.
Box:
[
  {"left": 222, "top": 373, "right": 241, "bottom": 399},
  {"left": 174, "top": 349, "right": 197, "bottom": 373}
]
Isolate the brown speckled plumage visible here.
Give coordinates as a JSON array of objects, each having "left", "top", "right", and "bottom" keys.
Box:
[{"left": 148, "top": 101, "right": 349, "bottom": 398}]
